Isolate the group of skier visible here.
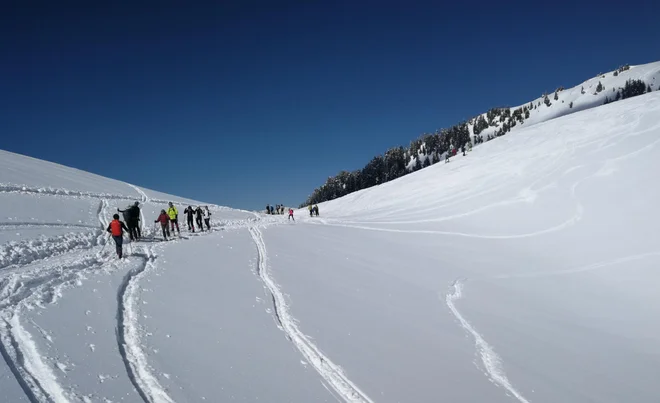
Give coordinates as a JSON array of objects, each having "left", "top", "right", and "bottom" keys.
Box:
[
  {"left": 106, "top": 201, "right": 213, "bottom": 258},
  {"left": 308, "top": 205, "right": 320, "bottom": 217},
  {"left": 265, "top": 204, "right": 287, "bottom": 215}
]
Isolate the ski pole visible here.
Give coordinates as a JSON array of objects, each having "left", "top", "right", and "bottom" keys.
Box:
[{"left": 99, "top": 233, "right": 110, "bottom": 254}]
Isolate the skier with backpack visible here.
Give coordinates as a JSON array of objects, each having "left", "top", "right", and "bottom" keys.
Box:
[
  {"left": 313, "top": 205, "right": 319, "bottom": 216},
  {"left": 167, "top": 202, "right": 180, "bottom": 235},
  {"left": 154, "top": 210, "right": 170, "bottom": 240},
  {"left": 118, "top": 202, "right": 141, "bottom": 241},
  {"left": 106, "top": 214, "right": 130, "bottom": 259},
  {"left": 288, "top": 208, "right": 295, "bottom": 221},
  {"left": 203, "top": 206, "right": 211, "bottom": 231},
  {"left": 184, "top": 206, "right": 195, "bottom": 232}
]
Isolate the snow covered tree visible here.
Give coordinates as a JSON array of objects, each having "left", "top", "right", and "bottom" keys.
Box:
[
  {"left": 422, "top": 157, "right": 431, "bottom": 168},
  {"left": 544, "top": 94, "right": 551, "bottom": 107},
  {"left": 596, "top": 81, "right": 603, "bottom": 93},
  {"left": 413, "top": 156, "right": 422, "bottom": 171},
  {"left": 613, "top": 71, "right": 618, "bottom": 77},
  {"left": 473, "top": 115, "right": 488, "bottom": 135},
  {"left": 615, "top": 91, "right": 621, "bottom": 101},
  {"left": 581, "top": 86, "right": 585, "bottom": 94},
  {"left": 621, "top": 79, "right": 646, "bottom": 99},
  {"left": 569, "top": 101, "right": 573, "bottom": 108},
  {"left": 554, "top": 91, "right": 559, "bottom": 101}
]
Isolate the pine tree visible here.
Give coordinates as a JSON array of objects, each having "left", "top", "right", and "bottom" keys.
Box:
[
  {"left": 414, "top": 156, "right": 422, "bottom": 171},
  {"left": 554, "top": 91, "right": 559, "bottom": 101},
  {"left": 581, "top": 86, "right": 585, "bottom": 95},
  {"left": 569, "top": 101, "right": 573, "bottom": 108},
  {"left": 544, "top": 94, "right": 551, "bottom": 107},
  {"left": 596, "top": 81, "right": 603, "bottom": 93},
  {"left": 432, "top": 153, "right": 440, "bottom": 164},
  {"left": 615, "top": 91, "right": 621, "bottom": 101},
  {"left": 422, "top": 156, "right": 431, "bottom": 168},
  {"left": 648, "top": 84, "right": 652, "bottom": 93}
]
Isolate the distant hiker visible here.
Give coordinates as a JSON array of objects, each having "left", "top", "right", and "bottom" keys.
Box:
[
  {"left": 266, "top": 204, "right": 271, "bottom": 215},
  {"left": 288, "top": 208, "right": 295, "bottom": 221},
  {"left": 195, "top": 206, "right": 204, "bottom": 231},
  {"left": 184, "top": 205, "right": 195, "bottom": 232},
  {"left": 445, "top": 151, "right": 450, "bottom": 163},
  {"left": 203, "top": 206, "right": 211, "bottom": 230},
  {"left": 270, "top": 205, "right": 275, "bottom": 215},
  {"left": 308, "top": 205, "right": 313, "bottom": 217},
  {"left": 313, "top": 205, "right": 319, "bottom": 216},
  {"left": 106, "top": 214, "right": 129, "bottom": 259},
  {"left": 461, "top": 144, "right": 466, "bottom": 156},
  {"left": 167, "top": 202, "right": 180, "bottom": 235},
  {"left": 154, "top": 210, "right": 170, "bottom": 240},
  {"left": 118, "top": 201, "right": 141, "bottom": 241},
  {"left": 468, "top": 142, "right": 473, "bottom": 152}
]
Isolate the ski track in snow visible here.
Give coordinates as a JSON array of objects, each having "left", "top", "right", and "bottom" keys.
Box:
[
  {"left": 444, "top": 280, "right": 531, "bottom": 403},
  {"left": 116, "top": 245, "right": 175, "bottom": 403},
  {"left": 0, "top": 183, "right": 170, "bottom": 204},
  {"left": 249, "top": 226, "right": 374, "bottom": 403},
  {"left": 0, "top": 179, "right": 242, "bottom": 403}
]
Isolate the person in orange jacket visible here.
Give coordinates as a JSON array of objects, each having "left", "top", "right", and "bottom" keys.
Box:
[
  {"left": 106, "top": 214, "right": 130, "bottom": 258},
  {"left": 154, "top": 209, "right": 170, "bottom": 241}
]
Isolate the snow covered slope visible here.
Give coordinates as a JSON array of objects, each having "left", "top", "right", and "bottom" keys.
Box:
[
  {"left": 468, "top": 61, "right": 660, "bottom": 140},
  {"left": 289, "top": 91, "right": 660, "bottom": 402},
  {"left": 2, "top": 90, "right": 660, "bottom": 403}
]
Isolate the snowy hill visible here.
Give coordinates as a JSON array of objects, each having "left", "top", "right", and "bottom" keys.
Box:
[
  {"left": 2, "top": 90, "right": 660, "bottom": 402},
  {"left": 303, "top": 61, "right": 660, "bottom": 206},
  {"left": 467, "top": 61, "right": 660, "bottom": 141}
]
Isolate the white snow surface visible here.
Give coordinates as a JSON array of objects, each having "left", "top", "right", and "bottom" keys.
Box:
[{"left": 2, "top": 91, "right": 660, "bottom": 402}]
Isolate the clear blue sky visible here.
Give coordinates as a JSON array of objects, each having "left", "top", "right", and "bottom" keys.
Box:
[{"left": 1, "top": 1, "right": 658, "bottom": 210}]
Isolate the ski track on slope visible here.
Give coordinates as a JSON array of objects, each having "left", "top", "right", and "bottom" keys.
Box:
[
  {"left": 0, "top": 183, "right": 170, "bottom": 204},
  {"left": 248, "top": 226, "right": 374, "bottom": 403},
  {"left": 116, "top": 245, "right": 175, "bottom": 403},
  {"left": 444, "top": 280, "right": 531, "bottom": 403}
]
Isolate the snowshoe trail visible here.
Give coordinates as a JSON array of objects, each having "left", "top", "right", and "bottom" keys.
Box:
[{"left": 249, "top": 226, "right": 374, "bottom": 403}]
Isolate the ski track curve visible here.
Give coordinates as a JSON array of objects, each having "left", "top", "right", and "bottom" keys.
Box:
[
  {"left": 444, "top": 280, "right": 531, "bottom": 403},
  {"left": 248, "top": 226, "right": 374, "bottom": 403},
  {"left": 0, "top": 182, "right": 170, "bottom": 204},
  {"left": 116, "top": 245, "right": 174, "bottom": 403}
]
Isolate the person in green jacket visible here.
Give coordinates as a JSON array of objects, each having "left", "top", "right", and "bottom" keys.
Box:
[{"left": 167, "top": 202, "right": 180, "bottom": 235}]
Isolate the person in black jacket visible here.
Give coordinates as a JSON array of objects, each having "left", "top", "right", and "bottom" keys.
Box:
[
  {"left": 118, "top": 202, "right": 141, "bottom": 241},
  {"left": 183, "top": 206, "right": 195, "bottom": 232},
  {"left": 195, "top": 206, "right": 204, "bottom": 232}
]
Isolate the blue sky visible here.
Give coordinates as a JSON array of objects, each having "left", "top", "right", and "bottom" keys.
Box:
[{"left": 1, "top": 1, "right": 658, "bottom": 210}]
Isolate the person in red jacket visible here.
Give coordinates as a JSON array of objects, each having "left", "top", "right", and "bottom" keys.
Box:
[
  {"left": 154, "top": 209, "right": 170, "bottom": 241},
  {"left": 106, "top": 214, "right": 130, "bottom": 258},
  {"left": 288, "top": 208, "right": 295, "bottom": 221}
]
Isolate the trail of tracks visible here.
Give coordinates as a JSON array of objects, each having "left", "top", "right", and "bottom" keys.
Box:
[{"left": 249, "top": 226, "right": 374, "bottom": 403}]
